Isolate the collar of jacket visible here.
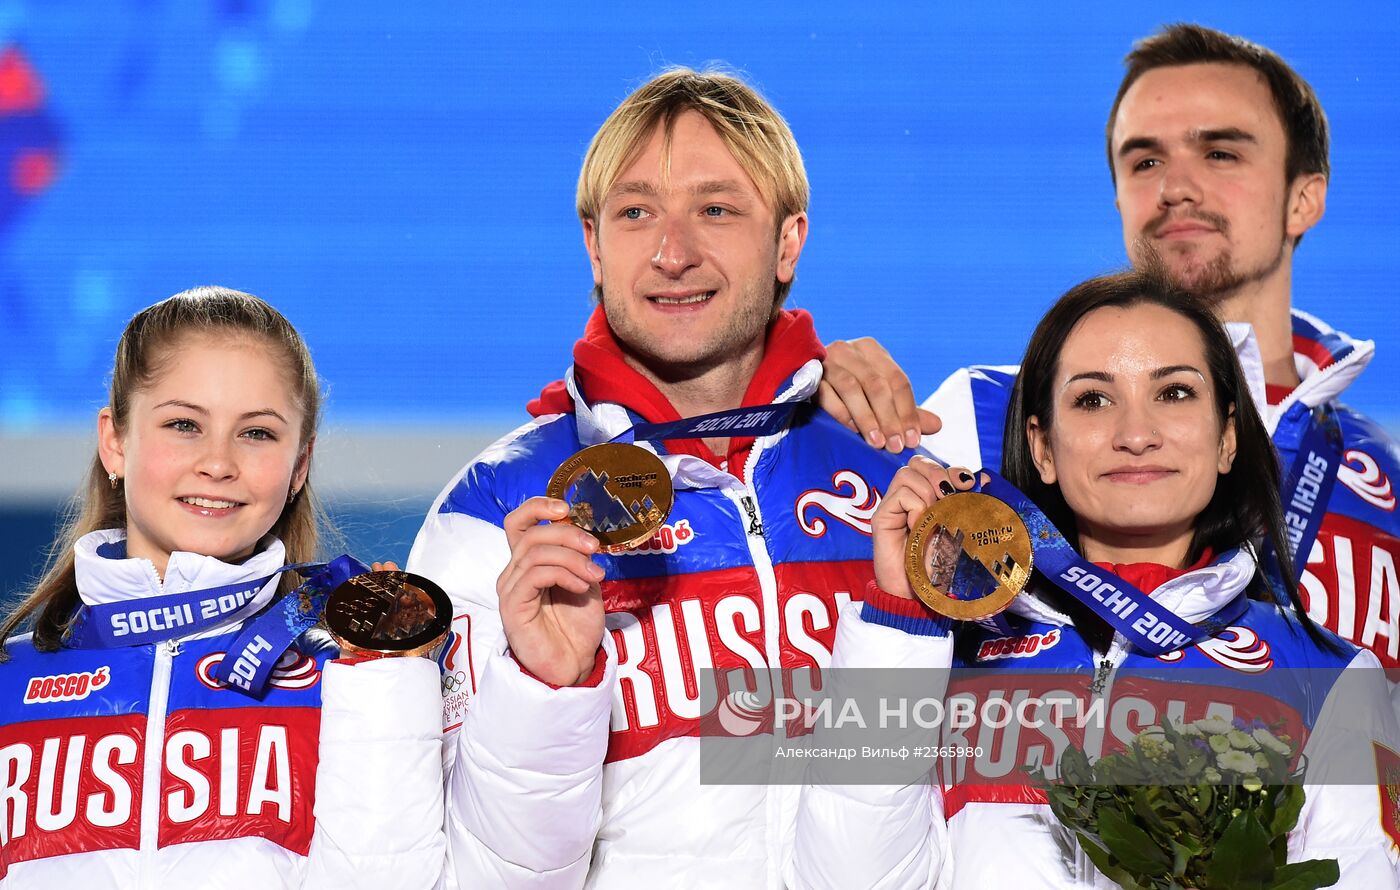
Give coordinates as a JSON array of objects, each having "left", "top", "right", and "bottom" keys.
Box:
[
  {"left": 1226, "top": 308, "right": 1375, "bottom": 433},
  {"left": 73, "top": 528, "right": 286, "bottom": 639},
  {"left": 1005, "top": 547, "right": 1257, "bottom": 640},
  {"left": 533, "top": 305, "right": 826, "bottom": 488}
]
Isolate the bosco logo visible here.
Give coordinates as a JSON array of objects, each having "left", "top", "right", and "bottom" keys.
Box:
[
  {"left": 23, "top": 666, "right": 110, "bottom": 704},
  {"left": 618, "top": 520, "right": 695, "bottom": 556},
  {"left": 976, "top": 630, "right": 1060, "bottom": 661}
]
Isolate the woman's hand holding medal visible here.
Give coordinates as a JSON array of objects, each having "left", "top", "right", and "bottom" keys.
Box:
[
  {"left": 871, "top": 457, "right": 980, "bottom": 600},
  {"left": 497, "top": 497, "right": 608, "bottom": 687}
]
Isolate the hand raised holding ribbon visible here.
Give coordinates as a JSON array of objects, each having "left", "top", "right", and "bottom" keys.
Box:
[
  {"left": 497, "top": 496, "right": 607, "bottom": 687},
  {"left": 871, "top": 456, "right": 980, "bottom": 599}
]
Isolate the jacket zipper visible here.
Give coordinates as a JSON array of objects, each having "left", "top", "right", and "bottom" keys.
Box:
[
  {"left": 1075, "top": 638, "right": 1128, "bottom": 882},
  {"left": 136, "top": 639, "right": 178, "bottom": 887},
  {"left": 1088, "top": 657, "right": 1113, "bottom": 696},
  {"left": 724, "top": 446, "right": 785, "bottom": 889}
]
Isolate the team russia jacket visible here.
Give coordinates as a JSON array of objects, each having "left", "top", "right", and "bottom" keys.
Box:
[
  {"left": 794, "top": 550, "right": 1400, "bottom": 889},
  {"left": 0, "top": 530, "right": 446, "bottom": 889},
  {"left": 921, "top": 309, "right": 1400, "bottom": 669},
  {"left": 407, "top": 309, "right": 909, "bottom": 889}
]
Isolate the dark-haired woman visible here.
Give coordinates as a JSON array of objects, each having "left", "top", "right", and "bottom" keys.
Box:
[{"left": 792, "top": 270, "right": 1400, "bottom": 888}]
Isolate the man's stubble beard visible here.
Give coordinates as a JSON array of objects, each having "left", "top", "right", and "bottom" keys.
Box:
[
  {"left": 1134, "top": 215, "right": 1290, "bottom": 307},
  {"left": 598, "top": 281, "right": 778, "bottom": 385}
]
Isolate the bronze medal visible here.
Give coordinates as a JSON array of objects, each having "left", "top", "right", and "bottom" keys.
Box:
[
  {"left": 324, "top": 570, "right": 452, "bottom": 658},
  {"left": 546, "top": 442, "right": 674, "bottom": 553},
  {"left": 905, "top": 492, "right": 1033, "bottom": 620}
]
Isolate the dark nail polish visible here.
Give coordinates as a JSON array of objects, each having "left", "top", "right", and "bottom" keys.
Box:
[
  {"left": 939, "top": 481, "right": 954, "bottom": 496},
  {"left": 958, "top": 471, "right": 973, "bottom": 484}
]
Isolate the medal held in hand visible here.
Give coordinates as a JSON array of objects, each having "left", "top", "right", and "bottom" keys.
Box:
[
  {"left": 905, "top": 492, "right": 1032, "bottom": 620},
  {"left": 547, "top": 442, "right": 674, "bottom": 553},
  {"left": 325, "top": 570, "right": 452, "bottom": 657}
]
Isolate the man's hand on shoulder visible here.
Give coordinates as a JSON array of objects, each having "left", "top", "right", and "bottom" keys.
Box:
[
  {"left": 497, "top": 497, "right": 607, "bottom": 687},
  {"left": 819, "top": 337, "right": 941, "bottom": 453}
]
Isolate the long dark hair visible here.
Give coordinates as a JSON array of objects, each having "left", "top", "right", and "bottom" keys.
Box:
[
  {"left": 1002, "top": 266, "right": 1337, "bottom": 651},
  {"left": 2, "top": 287, "right": 327, "bottom": 655}
]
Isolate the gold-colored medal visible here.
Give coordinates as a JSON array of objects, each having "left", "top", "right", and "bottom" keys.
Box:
[
  {"left": 546, "top": 442, "right": 674, "bottom": 553},
  {"left": 324, "top": 570, "right": 452, "bottom": 658},
  {"left": 905, "top": 492, "right": 1032, "bottom": 620}
]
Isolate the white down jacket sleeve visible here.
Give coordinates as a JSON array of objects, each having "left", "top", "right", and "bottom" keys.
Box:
[
  {"left": 408, "top": 506, "right": 615, "bottom": 889},
  {"left": 792, "top": 601, "right": 955, "bottom": 890},
  {"left": 1289, "top": 647, "right": 1400, "bottom": 886},
  {"left": 304, "top": 656, "right": 447, "bottom": 890}
]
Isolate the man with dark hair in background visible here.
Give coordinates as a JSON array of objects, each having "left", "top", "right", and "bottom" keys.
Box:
[{"left": 820, "top": 23, "right": 1400, "bottom": 670}]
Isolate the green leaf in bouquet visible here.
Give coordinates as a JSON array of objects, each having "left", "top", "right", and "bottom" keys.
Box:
[
  {"left": 1060, "top": 745, "right": 1095, "bottom": 783},
  {"left": 1131, "top": 788, "right": 1176, "bottom": 844},
  {"left": 1077, "top": 832, "right": 1150, "bottom": 890},
  {"left": 1270, "top": 783, "right": 1306, "bottom": 837},
  {"left": 1265, "top": 858, "right": 1340, "bottom": 890},
  {"left": 1193, "top": 781, "right": 1214, "bottom": 814},
  {"left": 1181, "top": 747, "right": 1207, "bottom": 778},
  {"left": 1257, "top": 747, "right": 1289, "bottom": 779},
  {"left": 1171, "top": 831, "right": 1203, "bottom": 859},
  {"left": 1168, "top": 839, "right": 1192, "bottom": 878},
  {"left": 1204, "top": 811, "right": 1275, "bottom": 889},
  {"left": 1098, "top": 807, "right": 1172, "bottom": 877},
  {"left": 1172, "top": 790, "right": 1205, "bottom": 838},
  {"left": 1168, "top": 727, "right": 1209, "bottom": 778}
]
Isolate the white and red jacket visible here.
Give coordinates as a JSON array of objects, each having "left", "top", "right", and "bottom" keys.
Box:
[
  {"left": 408, "top": 308, "right": 910, "bottom": 888},
  {"left": 0, "top": 530, "right": 446, "bottom": 889},
  {"left": 793, "top": 551, "right": 1400, "bottom": 889}
]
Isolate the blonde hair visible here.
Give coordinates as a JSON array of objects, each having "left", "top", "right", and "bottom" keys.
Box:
[
  {"left": 577, "top": 67, "right": 809, "bottom": 305},
  {"left": 1, "top": 286, "right": 326, "bottom": 654}
]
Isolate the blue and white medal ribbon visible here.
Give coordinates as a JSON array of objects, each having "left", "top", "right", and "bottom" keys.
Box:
[
  {"left": 609, "top": 402, "right": 801, "bottom": 445},
  {"left": 212, "top": 554, "right": 369, "bottom": 696},
  {"left": 980, "top": 472, "right": 1248, "bottom": 657},
  {"left": 1265, "top": 403, "right": 1343, "bottom": 584},
  {"left": 66, "top": 555, "right": 370, "bottom": 698},
  {"left": 66, "top": 572, "right": 287, "bottom": 649}
]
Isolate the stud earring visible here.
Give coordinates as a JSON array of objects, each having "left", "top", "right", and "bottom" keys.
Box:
[{"left": 108, "top": 471, "right": 120, "bottom": 489}]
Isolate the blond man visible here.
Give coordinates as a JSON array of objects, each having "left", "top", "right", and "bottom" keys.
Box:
[{"left": 408, "top": 69, "right": 910, "bottom": 888}]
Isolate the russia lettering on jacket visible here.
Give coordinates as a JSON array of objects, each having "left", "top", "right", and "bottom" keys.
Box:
[
  {"left": 602, "top": 568, "right": 860, "bottom": 763},
  {"left": 0, "top": 708, "right": 317, "bottom": 874}
]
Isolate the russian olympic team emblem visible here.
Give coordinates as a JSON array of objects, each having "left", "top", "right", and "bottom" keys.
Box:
[
  {"left": 196, "top": 649, "right": 320, "bottom": 691},
  {"left": 796, "top": 470, "right": 881, "bottom": 537},
  {"left": 1338, "top": 450, "right": 1397, "bottom": 511},
  {"left": 1156, "top": 626, "right": 1274, "bottom": 672},
  {"left": 438, "top": 629, "right": 469, "bottom": 694}
]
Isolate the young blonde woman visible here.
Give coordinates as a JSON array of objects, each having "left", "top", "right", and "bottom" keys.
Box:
[{"left": 0, "top": 288, "right": 444, "bottom": 889}]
